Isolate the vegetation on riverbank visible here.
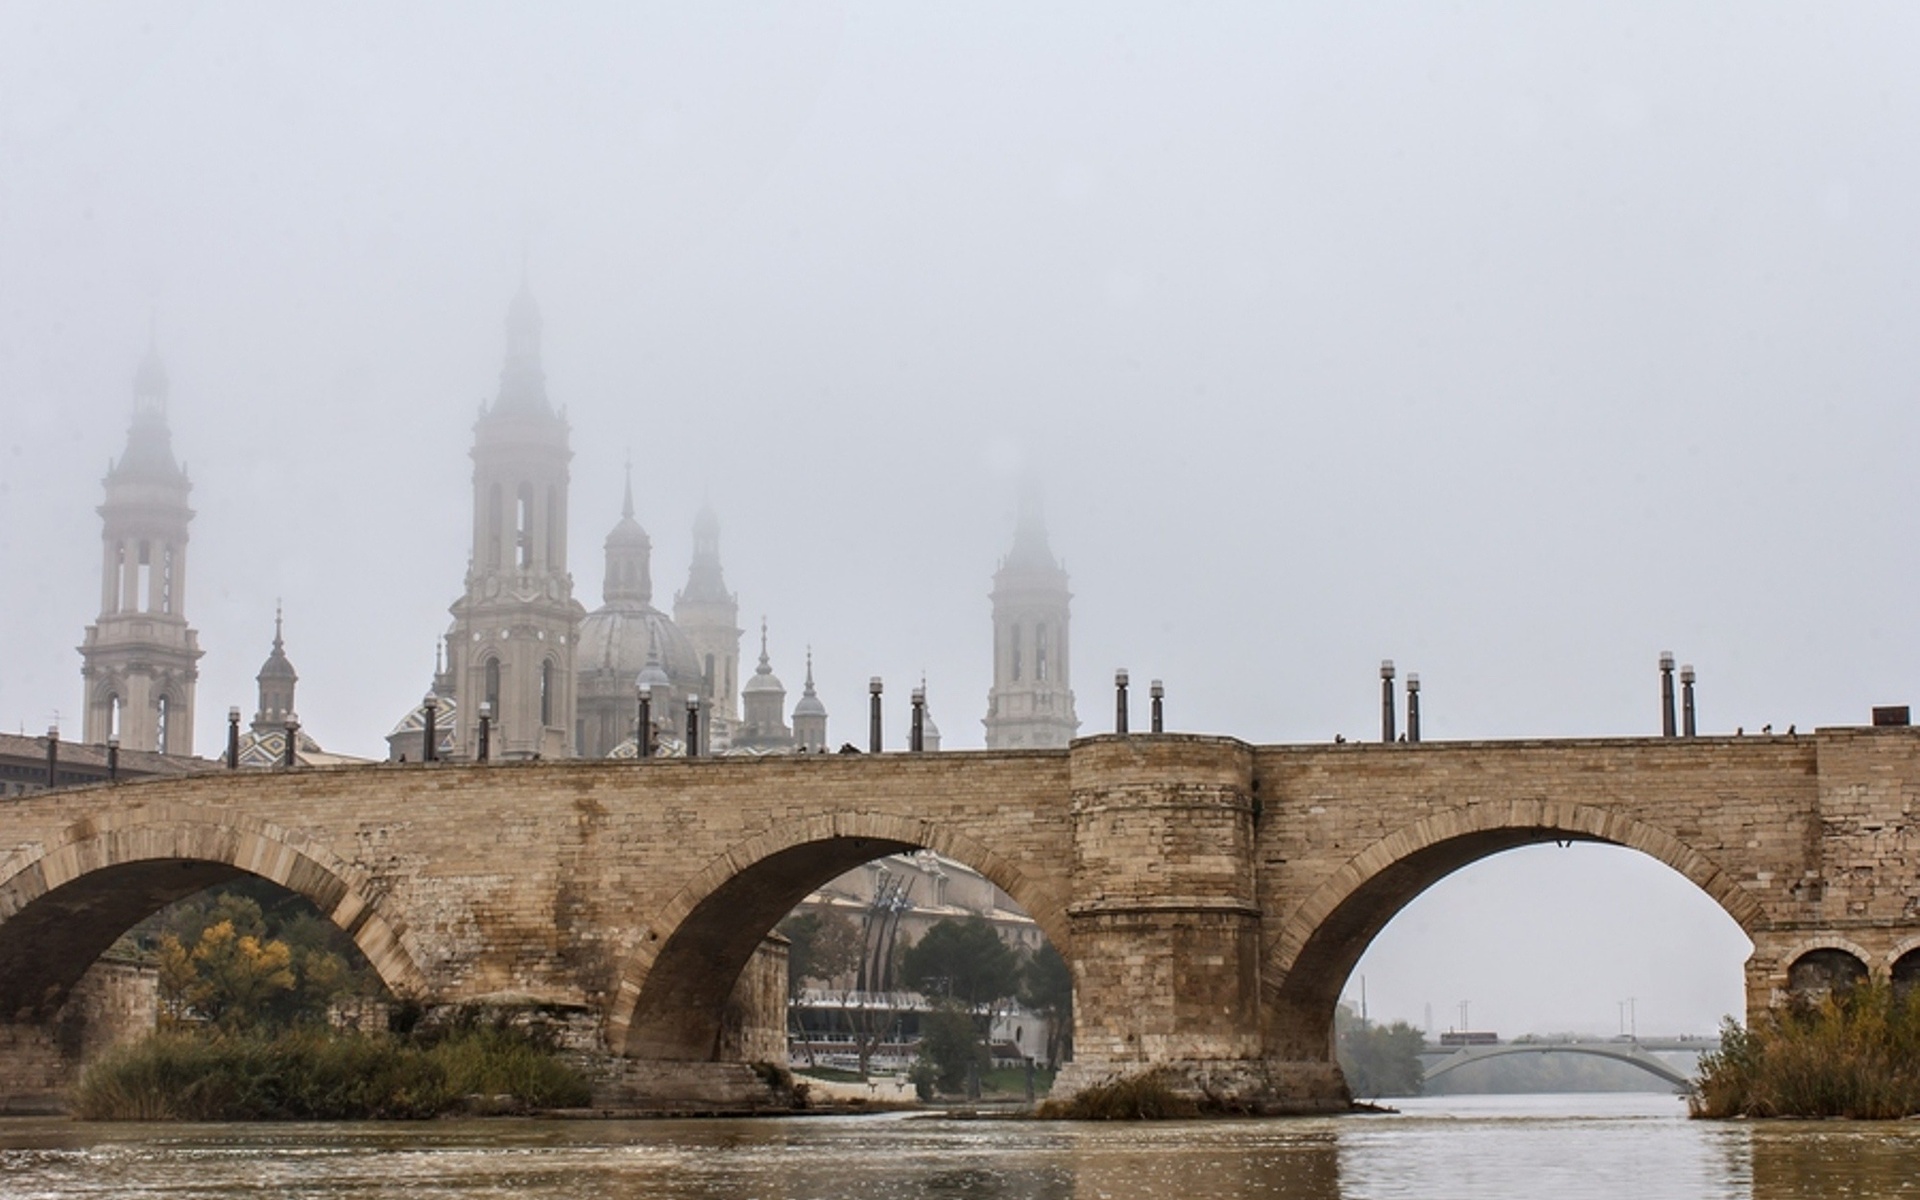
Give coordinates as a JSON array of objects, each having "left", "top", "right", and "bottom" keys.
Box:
[
  {"left": 73, "top": 1025, "right": 592, "bottom": 1120},
  {"left": 1691, "top": 983, "right": 1920, "bottom": 1119}
]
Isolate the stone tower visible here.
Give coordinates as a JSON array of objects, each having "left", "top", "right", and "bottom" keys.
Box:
[
  {"left": 251, "top": 605, "right": 297, "bottom": 735},
  {"left": 792, "top": 650, "right": 828, "bottom": 752},
  {"left": 983, "top": 486, "right": 1078, "bottom": 749},
  {"left": 79, "top": 343, "right": 203, "bottom": 754},
  {"left": 673, "top": 503, "right": 742, "bottom": 748},
  {"left": 446, "top": 281, "right": 585, "bottom": 760},
  {"left": 734, "top": 620, "right": 792, "bottom": 752}
]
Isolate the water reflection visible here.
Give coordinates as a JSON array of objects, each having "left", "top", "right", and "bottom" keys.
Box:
[{"left": 5, "top": 1095, "right": 1920, "bottom": 1200}]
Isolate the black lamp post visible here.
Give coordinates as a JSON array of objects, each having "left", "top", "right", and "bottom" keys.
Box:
[
  {"left": 477, "top": 701, "right": 492, "bottom": 763},
  {"left": 1380, "top": 660, "right": 1397, "bottom": 743},
  {"left": 685, "top": 695, "right": 702, "bottom": 758},
  {"left": 226, "top": 707, "right": 241, "bottom": 769},
  {"left": 422, "top": 694, "right": 439, "bottom": 763},
  {"left": 869, "top": 677, "right": 884, "bottom": 753},
  {"left": 45, "top": 725, "right": 58, "bottom": 789},
  {"left": 1115, "top": 669, "right": 1129, "bottom": 735},
  {"left": 1150, "top": 680, "right": 1164, "bottom": 733},
  {"left": 1407, "top": 673, "right": 1422, "bottom": 744},
  {"left": 107, "top": 736, "right": 120, "bottom": 784},
  {"left": 1660, "top": 652, "right": 1677, "bottom": 738},
  {"left": 283, "top": 717, "right": 299, "bottom": 769},
  {"left": 636, "top": 687, "right": 652, "bottom": 759},
  {"left": 910, "top": 686, "right": 926, "bottom": 752},
  {"left": 1681, "top": 664, "right": 1697, "bottom": 738}
]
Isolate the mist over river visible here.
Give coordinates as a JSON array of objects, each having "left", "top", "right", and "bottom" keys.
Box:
[{"left": 4, "top": 1093, "right": 1919, "bottom": 1200}]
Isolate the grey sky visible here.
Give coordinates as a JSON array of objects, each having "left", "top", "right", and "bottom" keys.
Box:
[{"left": 3, "top": 3, "right": 1916, "bottom": 1037}]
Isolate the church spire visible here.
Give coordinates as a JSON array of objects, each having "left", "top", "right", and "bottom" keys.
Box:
[
  {"left": 252, "top": 603, "right": 298, "bottom": 734},
  {"left": 984, "top": 482, "right": 1077, "bottom": 749},
  {"left": 602, "top": 460, "right": 653, "bottom": 607},
  {"left": 495, "top": 272, "right": 549, "bottom": 412}
]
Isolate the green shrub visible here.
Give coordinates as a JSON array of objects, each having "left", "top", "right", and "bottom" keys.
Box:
[
  {"left": 1036, "top": 1070, "right": 1200, "bottom": 1120},
  {"left": 72, "top": 1025, "right": 588, "bottom": 1120},
  {"left": 1691, "top": 982, "right": 1920, "bottom": 1119}
]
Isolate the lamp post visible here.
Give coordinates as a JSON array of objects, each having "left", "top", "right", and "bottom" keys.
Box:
[
  {"left": 421, "top": 694, "right": 439, "bottom": 763},
  {"left": 869, "top": 677, "right": 884, "bottom": 754},
  {"left": 1114, "top": 669, "right": 1129, "bottom": 735},
  {"left": 636, "top": 686, "right": 652, "bottom": 759},
  {"left": 1150, "top": 680, "right": 1164, "bottom": 733},
  {"left": 107, "top": 736, "right": 119, "bottom": 784},
  {"left": 1680, "top": 664, "right": 1697, "bottom": 738},
  {"left": 686, "top": 695, "right": 701, "bottom": 758},
  {"left": 477, "top": 701, "right": 492, "bottom": 763},
  {"left": 1406, "top": 673, "right": 1421, "bottom": 744},
  {"left": 226, "top": 707, "right": 241, "bottom": 769},
  {"left": 1380, "top": 660, "right": 1397, "bottom": 743},
  {"left": 1660, "top": 652, "right": 1677, "bottom": 738},
  {"left": 283, "top": 717, "right": 299, "bottom": 769},
  {"left": 45, "top": 725, "right": 58, "bottom": 789},
  {"left": 910, "top": 685, "right": 926, "bottom": 753}
]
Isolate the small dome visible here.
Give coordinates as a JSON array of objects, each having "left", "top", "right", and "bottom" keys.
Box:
[{"left": 793, "top": 651, "right": 827, "bottom": 717}]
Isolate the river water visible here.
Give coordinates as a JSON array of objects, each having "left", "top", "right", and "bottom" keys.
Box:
[{"left": 3, "top": 1093, "right": 1917, "bottom": 1200}]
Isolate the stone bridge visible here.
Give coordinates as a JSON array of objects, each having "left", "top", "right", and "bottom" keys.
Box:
[{"left": 3, "top": 728, "right": 1917, "bottom": 1111}]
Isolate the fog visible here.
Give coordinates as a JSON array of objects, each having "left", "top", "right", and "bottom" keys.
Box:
[{"left": 3, "top": 3, "right": 1916, "bottom": 1038}]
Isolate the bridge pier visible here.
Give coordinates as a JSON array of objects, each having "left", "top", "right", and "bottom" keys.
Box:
[{"left": 1056, "top": 737, "right": 1347, "bottom": 1113}]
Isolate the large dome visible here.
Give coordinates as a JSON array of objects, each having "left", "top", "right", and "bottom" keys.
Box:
[{"left": 575, "top": 602, "right": 704, "bottom": 698}]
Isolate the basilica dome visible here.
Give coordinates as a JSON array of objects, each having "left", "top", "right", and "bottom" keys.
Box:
[{"left": 576, "top": 603, "right": 705, "bottom": 699}]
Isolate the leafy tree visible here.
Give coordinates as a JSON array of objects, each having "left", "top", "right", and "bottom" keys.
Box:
[
  {"left": 915, "top": 1001, "right": 990, "bottom": 1093},
  {"left": 1335, "top": 1003, "right": 1426, "bottom": 1098},
  {"left": 777, "top": 910, "right": 863, "bottom": 997},
  {"left": 1018, "top": 942, "right": 1073, "bottom": 1068},
  {"left": 164, "top": 920, "right": 297, "bottom": 1030},
  {"left": 900, "top": 917, "right": 1020, "bottom": 1006}
]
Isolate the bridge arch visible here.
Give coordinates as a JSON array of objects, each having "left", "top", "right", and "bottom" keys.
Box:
[
  {"left": 0, "top": 805, "right": 429, "bottom": 1020},
  {"left": 1423, "top": 1043, "right": 1695, "bottom": 1090},
  {"left": 608, "top": 809, "right": 1070, "bottom": 1059},
  {"left": 1264, "top": 799, "right": 1761, "bottom": 1060}
]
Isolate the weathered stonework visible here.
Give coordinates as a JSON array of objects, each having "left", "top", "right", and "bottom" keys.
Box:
[{"left": 3, "top": 728, "right": 1918, "bottom": 1112}]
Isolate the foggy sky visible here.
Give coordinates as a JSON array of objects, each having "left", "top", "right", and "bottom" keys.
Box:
[{"left": 3, "top": 3, "right": 1916, "bottom": 1038}]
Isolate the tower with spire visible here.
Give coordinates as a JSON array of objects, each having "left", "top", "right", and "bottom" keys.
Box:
[
  {"left": 445, "top": 280, "right": 586, "bottom": 759},
  {"left": 573, "top": 463, "right": 705, "bottom": 758},
  {"left": 792, "top": 650, "right": 829, "bottom": 752},
  {"left": 79, "top": 341, "right": 203, "bottom": 754},
  {"left": 983, "top": 484, "right": 1078, "bottom": 749},
  {"left": 252, "top": 605, "right": 297, "bottom": 735},
  {"left": 673, "top": 503, "right": 743, "bottom": 748},
  {"left": 734, "top": 619, "right": 792, "bottom": 752}
]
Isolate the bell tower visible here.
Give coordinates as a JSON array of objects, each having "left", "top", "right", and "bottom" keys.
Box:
[
  {"left": 673, "top": 503, "right": 742, "bottom": 748},
  {"left": 446, "top": 280, "right": 585, "bottom": 759},
  {"left": 983, "top": 485, "right": 1078, "bottom": 749},
  {"left": 79, "top": 342, "right": 203, "bottom": 754}
]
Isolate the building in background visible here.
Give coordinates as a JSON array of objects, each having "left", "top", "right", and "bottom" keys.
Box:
[
  {"left": 78, "top": 344, "right": 203, "bottom": 756},
  {"left": 983, "top": 486, "right": 1078, "bottom": 749}
]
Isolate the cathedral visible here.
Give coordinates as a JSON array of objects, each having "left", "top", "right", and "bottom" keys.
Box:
[{"left": 79, "top": 284, "right": 1080, "bottom": 764}]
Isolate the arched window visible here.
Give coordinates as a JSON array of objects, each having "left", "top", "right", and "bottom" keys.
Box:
[
  {"left": 704, "top": 654, "right": 716, "bottom": 698},
  {"left": 136, "top": 541, "right": 153, "bottom": 612},
  {"left": 484, "top": 658, "right": 501, "bottom": 713},
  {"left": 546, "top": 484, "right": 560, "bottom": 569},
  {"left": 1035, "top": 623, "right": 1049, "bottom": 682},
  {"left": 540, "top": 660, "right": 554, "bottom": 726},
  {"left": 155, "top": 694, "right": 170, "bottom": 753},
  {"left": 107, "top": 693, "right": 121, "bottom": 740},
  {"left": 517, "top": 483, "right": 535, "bottom": 569},
  {"left": 160, "top": 545, "right": 175, "bottom": 614},
  {"left": 487, "top": 484, "right": 504, "bottom": 568},
  {"left": 1010, "top": 624, "right": 1023, "bottom": 681},
  {"left": 1788, "top": 948, "right": 1867, "bottom": 1004}
]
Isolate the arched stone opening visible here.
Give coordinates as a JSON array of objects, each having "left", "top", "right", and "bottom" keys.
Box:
[
  {"left": 0, "top": 817, "right": 428, "bottom": 1022},
  {"left": 608, "top": 813, "right": 1070, "bottom": 1061},
  {"left": 1787, "top": 948, "right": 1867, "bottom": 1005},
  {"left": 1894, "top": 948, "right": 1920, "bottom": 1002},
  {"left": 1263, "top": 801, "right": 1760, "bottom": 1064}
]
